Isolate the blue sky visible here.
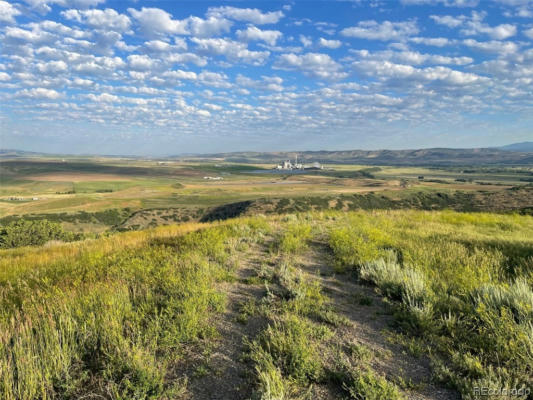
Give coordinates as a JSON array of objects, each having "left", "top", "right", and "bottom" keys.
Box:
[{"left": 0, "top": 0, "right": 532, "bottom": 155}]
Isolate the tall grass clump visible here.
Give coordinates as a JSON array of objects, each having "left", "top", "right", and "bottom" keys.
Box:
[
  {"left": 0, "top": 248, "right": 221, "bottom": 398},
  {"left": 471, "top": 278, "right": 533, "bottom": 324},
  {"left": 269, "top": 257, "right": 343, "bottom": 326},
  {"left": 249, "top": 314, "right": 332, "bottom": 399},
  {"left": 252, "top": 353, "right": 296, "bottom": 400},
  {"left": 342, "top": 367, "right": 405, "bottom": 400},
  {"left": 277, "top": 222, "right": 313, "bottom": 255},
  {"left": 360, "top": 258, "right": 434, "bottom": 333},
  {"left": 328, "top": 336, "right": 405, "bottom": 400},
  {"left": 328, "top": 221, "right": 391, "bottom": 272},
  {"left": 253, "top": 316, "right": 327, "bottom": 383},
  {"left": 397, "top": 236, "right": 503, "bottom": 293}
]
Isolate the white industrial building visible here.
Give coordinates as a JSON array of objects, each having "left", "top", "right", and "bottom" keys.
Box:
[{"left": 275, "top": 155, "right": 322, "bottom": 170}]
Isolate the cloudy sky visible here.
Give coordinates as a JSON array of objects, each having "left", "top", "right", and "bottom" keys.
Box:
[{"left": 0, "top": 0, "right": 532, "bottom": 155}]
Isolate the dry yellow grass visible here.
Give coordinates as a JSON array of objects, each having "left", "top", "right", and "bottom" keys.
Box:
[{"left": 0, "top": 222, "right": 207, "bottom": 283}]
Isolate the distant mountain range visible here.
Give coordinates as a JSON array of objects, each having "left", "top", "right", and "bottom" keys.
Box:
[
  {"left": 193, "top": 144, "right": 533, "bottom": 166},
  {"left": 2, "top": 142, "right": 532, "bottom": 166},
  {"left": 498, "top": 142, "right": 533, "bottom": 152},
  {"left": 0, "top": 149, "right": 42, "bottom": 157}
]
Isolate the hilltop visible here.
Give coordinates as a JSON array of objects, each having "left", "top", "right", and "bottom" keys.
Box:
[{"left": 0, "top": 210, "right": 531, "bottom": 399}]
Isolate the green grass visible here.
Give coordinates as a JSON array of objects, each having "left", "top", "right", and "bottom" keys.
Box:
[
  {"left": 342, "top": 367, "right": 405, "bottom": 400},
  {"left": 0, "top": 209, "right": 531, "bottom": 399},
  {"left": 250, "top": 315, "right": 330, "bottom": 385},
  {"left": 0, "top": 218, "right": 269, "bottom": 399},
  {"left": 276, "top": 220, "right": 313, "bottom": 255},
  {"left": 326, "top": 210, "right": 533, "bottom": 398}
]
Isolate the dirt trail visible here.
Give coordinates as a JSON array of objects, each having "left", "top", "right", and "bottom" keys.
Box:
[
  {"left": 299, "top": 240, "right": 460, "bottom": 400},
  {"left": 182, "top": 244, "right": 268, "bottom": 400},
  {"left": 179, "top": 237, "right": 459, "bottom": 400}
]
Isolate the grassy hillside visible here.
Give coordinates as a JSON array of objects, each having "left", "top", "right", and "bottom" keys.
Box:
[
  {"left": 3, "top": 187, "right": 532, "bottom": 234},
  {"left": 0, "top": 210, "right": 531, "bottom": 399}
]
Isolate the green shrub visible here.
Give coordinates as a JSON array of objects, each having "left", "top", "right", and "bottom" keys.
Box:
[
  {"left": 471, "top": 278, "right": 533, "bottom": 324},
  {"left": 0, "top": 219, "right": 77, "bottom": 248},
  {"left": 360, "top": 259, "right": 430, "bottom": 306}
]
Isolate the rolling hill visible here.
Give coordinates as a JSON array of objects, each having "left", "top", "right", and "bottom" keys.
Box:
[
  {"left": 3, "top": 144, "right": 533, "bottom": 165},
  {"left": 186, "top": 147, "right": 533, "bottom": 166},
  {"left": 499, "top": 141, "right": 533, "bottom": 152}
]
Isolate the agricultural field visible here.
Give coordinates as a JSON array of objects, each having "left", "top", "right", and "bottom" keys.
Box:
[
  {"left": 0, "top": 210, "right": 531, "bottom": 399},
  {"left": 1, "top": 157, "right": 532, "bottom": 232}
]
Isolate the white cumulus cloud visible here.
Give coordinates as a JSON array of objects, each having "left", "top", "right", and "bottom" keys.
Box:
[
  {"left": 274, "top": 52, "right": 347, "bottom": 80},
  {"left": 62, "top": 8, "right": 132, "bottom": 32},
  {"left": 206, "top": 6, "right": 284, "bottom": 24},
  {"left": 22, "top": 0, "right": 105, "bottom": 15},
  {"left": 409, "top": 37, "right": 452, "bottom": 46},
  {"left": 463, "top": 38, "right": 519, "bottom": 53},
  {"left": 236, "top": 26, "right": 282, "bottom": 46},
  {"left": 187, "top": 16, "right": 232, "bottom": 38},
  {"left": 0, "top": 0, "right": 21, "bottom": 23},
  {"left": 318, "top": 38, "right": 342, "bottom": 49},
  {"left": 127, "top": 54, "right": 155, "bottom": 71},
  {"left": 432, "top": 12, "right": 517, "bottom": 39},
  {"left": 353, "top": 60, "right": 485, "bottom": 85},
  {"left": 341, "top": 20, "right": 419, "bottom": 41},
  {"left": 15, "top": 88, "right": 63, "bottom": 99},
  {"left": 192, "top": 38, "right": 270, "bottom": 65},
  {"left": 128, "top": 7, "right": 188, "bottom": 36},
  {"left": 37, "top": 60, "right": 68, "bottom": 73}
]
